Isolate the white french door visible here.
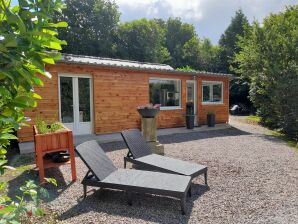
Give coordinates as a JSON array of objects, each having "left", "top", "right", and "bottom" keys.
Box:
[
  {"left": 186, "top": 80, "right": 197, "bottom": 126},
  {"left": 59, "top": 74, "right": 93, "bottom": 135}
]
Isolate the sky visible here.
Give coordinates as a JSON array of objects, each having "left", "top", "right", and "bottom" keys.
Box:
[
  {"left": 11, "top": 0, "right": 298, "bottom": 44},
  {"left": 114, "top": 0, "right": 298, "bottom": 43}
]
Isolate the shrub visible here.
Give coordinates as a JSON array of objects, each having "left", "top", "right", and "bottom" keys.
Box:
[
  {"left": 0, "top": 0, "right": 66, "bottom": 222},
  {"left": 234, "top": 6, "right": 298, "bottom": 140}
]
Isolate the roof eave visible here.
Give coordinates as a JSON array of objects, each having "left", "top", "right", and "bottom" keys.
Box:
[{"left": 57, "top": 60, "right": 234, "bottom": 78}]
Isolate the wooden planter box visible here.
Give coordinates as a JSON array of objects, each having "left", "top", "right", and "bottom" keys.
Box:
[{"left": 33, "top": 124, "right": 76, "bottom": 183}]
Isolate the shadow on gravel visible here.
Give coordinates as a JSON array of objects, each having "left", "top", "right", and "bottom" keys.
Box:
[
  {"left": 59, "top": 183, "right": 209, "bottom": 224},
  {"left": 158, "top": 127, "right": 250, "bottom": 144},
  {"left": 99, "top": 141, "right": 127, "bottom": 152},
  {"left": 99, "top": 127, "right": 251, "bottom": 153},
  {"left": 6, "top": 167, "right": 73, "bottom": 203},
  {"left": 258, "top": 134, "right": 296, "bottom": 148}
]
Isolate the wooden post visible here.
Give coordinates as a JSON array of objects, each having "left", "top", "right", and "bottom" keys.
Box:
[
  {"left": 35, "top": 135, "right": 45, "bottom": 183},
  {"left": 68, "top": 131, "right": 77, "bottom": 182},
  {"left": 141, "top": 117, "right": 164, "bottom": 155}
]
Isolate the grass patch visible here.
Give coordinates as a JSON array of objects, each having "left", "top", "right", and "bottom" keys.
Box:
[
  {"left": 2, "top": 154, "right": 35, "bottom": 180},
  {"left": 245, "top": 115, "right": 261, "bottom": 123},
  {"left": 271, "top": 130, "right": 298, "bottom": 152},
  {"left": 236, "top": 115, "right": 298, "bottom": 151}
]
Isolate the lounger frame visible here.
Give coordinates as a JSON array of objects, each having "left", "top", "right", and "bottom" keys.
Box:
[
  {"left": 124, "top": 153, "right": 207, "bottom": 184},
  {"left": 121, "top": 129, "right": 208, "bottom": 184},
  {"left": 75, "top": 142, "right": 192, "bottom": 214}
]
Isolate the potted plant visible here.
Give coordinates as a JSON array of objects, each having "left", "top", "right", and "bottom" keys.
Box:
[
  {"left": 185, "top": 102, "right": 195, "bottom": 129},
  {"left": 33, "top": 118, "right": 76, "bottom": 183},
  {"left": 207, "top": 111, "right": 216, "bottom": 127},
  {"left": 137, "top": 103, "right": 161, "bottom": 118}
]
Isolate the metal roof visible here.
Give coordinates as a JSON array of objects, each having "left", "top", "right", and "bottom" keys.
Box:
[{"left": 60, "top": 53, "right": 233, "bottom": 78}]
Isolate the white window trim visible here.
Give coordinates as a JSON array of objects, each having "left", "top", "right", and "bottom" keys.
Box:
[
  {"left": 201, "top": 81, "right": 224, "bottom": 105},
  {"left": 149, "top": 77, "right": 182, "bottom": 110}
]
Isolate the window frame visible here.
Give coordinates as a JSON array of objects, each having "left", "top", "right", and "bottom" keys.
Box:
[
  {"left": 149, "top": 77, "right": 182, "bottom": 110},
  {"left": 201, "top": 81, "right": 224, "bottom": 105}
]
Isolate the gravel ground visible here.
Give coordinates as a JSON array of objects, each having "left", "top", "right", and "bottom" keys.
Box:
[{"left": 41, "top": 117, "right": 298, "bottom": 224}]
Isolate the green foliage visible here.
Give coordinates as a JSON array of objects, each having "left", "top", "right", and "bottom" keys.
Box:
[
  {"left": 0, "top": 0, "right": 65, "bottom": 222},
  {"left": 116, "top": 18, "right": 170, "bottom": 63},
  {"left": 234, "top": 6, "right": 298, "bottom": 139},
  {"left": 165, "top": 17, "right": 197, "bottom": 67},
  {"left": 57, "top": 5, "right": 221, "bottom": 71},
  {"left": 0, "top": 0, "right": 67, "bottom": 153},
  {"left": 0, "top": 178, "right": 57, "bottom": 223},
  {"left": 176, "top": 65, "right": 195, "bottom": 72},
  {"left": 56, "top": 0, "right": 120, "bottom": 57},
  {"left": 218, "top": 9, "right": 251, "bottom": 106},
  {"left": 218, "top": 9, "right": 249, "bottom": 73},
  {"left": 36, "top": 118, "right": 64, "bottom": 134}
]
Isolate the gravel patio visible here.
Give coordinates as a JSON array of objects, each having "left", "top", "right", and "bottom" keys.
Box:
[{"left": 9, "top": 118, "right": 298, "bottom": 223}]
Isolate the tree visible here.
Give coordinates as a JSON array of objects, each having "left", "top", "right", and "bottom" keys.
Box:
[
  {"left": 198, "top": 38, "right": 220, "bottom": 72},
  {"left": 218, "top": 9, "right": 249, "bottom": 73},
  {"left": 116, "top": 19, "right": 170, "bottom": 63},
  {"left": 0, "top": 0, "right": 64, "bottom": 221},
  {"left": 182, "top": 37, "right": 220, "bottom": 72},
  {"left": 181, "top": 36, "right": 201, "bottom": 69},
  {"left": 234, "top": 6, "right": 298, "bottom": 138},
  {"left": 165, "top": 18, "right": 197, "bottom": 68},
  {"left": 218, "top": 9, "right": 250, "bottom": 106},
  {"left": 56, "top": 0, "right": 120, "bottom": 57}
]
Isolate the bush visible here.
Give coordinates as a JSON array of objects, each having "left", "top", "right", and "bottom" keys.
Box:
[
  {"left": 234, "top": 6, "right": 298, "bottom": 140},
  {"left": 0, "top": 0, "right": 66, "bottom": 222}
]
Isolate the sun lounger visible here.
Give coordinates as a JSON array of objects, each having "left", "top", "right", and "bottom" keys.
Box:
[
  {"left": 121, "top": 129, "right": 208, "bottom": 184},
  {"left": 75, "top": 140, "right": 192, "bottom": 214}
]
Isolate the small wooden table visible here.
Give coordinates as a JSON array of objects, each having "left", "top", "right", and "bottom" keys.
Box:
[{"left": 33, "top": 125, "right": 77, "bottom": 183}]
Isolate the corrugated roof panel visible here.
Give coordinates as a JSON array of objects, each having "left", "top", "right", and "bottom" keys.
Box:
[
  {"left": 61, "top": 54, "right": 174, "bottom": 71},
  {"left": 59, "top": 53, "right": 233, "bottom": 78}
]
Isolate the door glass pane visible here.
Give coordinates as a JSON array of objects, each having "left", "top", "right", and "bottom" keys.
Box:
[
  {"left": 213, "top": 84, "right": 222, "bottom": 102},
  {"left": 203, "top": 85, "right": 210, "bottom": 102},
  {"left": 60, "top": 77, "right": 74, "bottom": 123},
  {"left": 78, "top": 78, "right": 91, "bottom": 122},
  {"left": 187, "top": 82, "right": 195, "bottom": 103}
]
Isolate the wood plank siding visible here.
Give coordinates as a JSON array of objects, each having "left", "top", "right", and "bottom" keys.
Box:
[{"left": 18, "top": 64, "right": 230, "bottom": 142}]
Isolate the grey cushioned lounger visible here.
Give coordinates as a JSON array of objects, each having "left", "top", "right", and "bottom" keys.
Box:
[
  {"left": 75, "top": 140, "right": 192, "bottom": 214},
  {"left": 121, "top": 129, "right": 208, "bottom": 184}
]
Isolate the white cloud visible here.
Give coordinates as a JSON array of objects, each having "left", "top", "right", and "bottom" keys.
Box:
[
  {"left": 114, "top": 0, "right": 298, "bottom": 43},
  {"left": 115, "top": 0, "right": 204, "bottom": 20}
]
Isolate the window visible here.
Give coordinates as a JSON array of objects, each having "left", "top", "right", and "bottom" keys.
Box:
[
  {"left": 202, "top": 81, "right": 223, "bottom": 104},
  {"left": 149, "top": 78, "right": 181, "bottom": 108}
]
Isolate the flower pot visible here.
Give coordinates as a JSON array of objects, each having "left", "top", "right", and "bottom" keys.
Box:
[
  {"left": 186, "top": 115, "right": 195, "bottom": 129},
  {"left": 137, "top": 108, "right": 160, "bottom": 118},
  {"left": 207, "top": 114, "right": 215, "bottom": 127}
]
